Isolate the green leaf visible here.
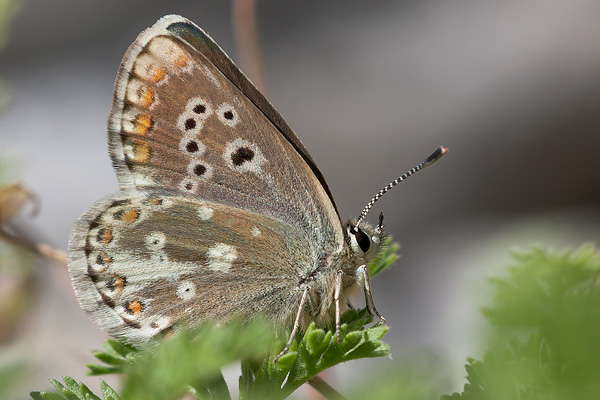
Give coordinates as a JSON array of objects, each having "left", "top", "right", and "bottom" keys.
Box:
[
  {"left": 86, "top": 365, "right": 121, "bottom": 376},
  {"left": 369, "top": 238, "right": 399, "bottom": 277},
  {"left": 31, "top": 377, "right": 118, "bottom": 400},
  {"left": 305, "top": 328, "right": 328, "bottom": 355},
  {"left": 50, "top": 380, "right": 79, "bottom": 400},
  {"left": 87, "top": 339, "right": 137, "bottom": 376},
  {"left": 100, "top": 381, "right": 120, "bottom": 400},
  {"left": 104, "top": 339, "right": 136, "bottom": 359},
  {"left": 91, "top": 351, "right": 126, "bottom": 368},
  {"left": 245, "top": 308, "right": 390, "bottom": 399},
  {"left": 30, "top": 392, "right": 66, "bottom": 400}
]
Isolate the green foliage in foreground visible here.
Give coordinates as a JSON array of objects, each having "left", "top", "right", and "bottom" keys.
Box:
[
  {"left": 444, "top": 245, "right": 600, "bottom": 400},
  {"left": 30, "top": 312, "right": 388, "bottom": 400}
]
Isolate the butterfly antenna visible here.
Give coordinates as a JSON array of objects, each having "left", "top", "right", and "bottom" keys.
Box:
[{"left": 355, "top": 146, "right": 448, "bottom": 227}]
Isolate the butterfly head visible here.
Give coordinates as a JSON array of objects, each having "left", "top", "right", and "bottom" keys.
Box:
[
  {"left": 346, "top": 212, "right": 387, "bottom": 264},
  {"left": 345, "top": 146, "right": 448, "bottom": 265}
]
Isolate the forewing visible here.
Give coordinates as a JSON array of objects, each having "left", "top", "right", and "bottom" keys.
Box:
[
  {"left": 68, "top": 189, "right": 309, "bottom": 344},
  {"left": 108, "top": 15, "right": 343, "bottom": 252}
]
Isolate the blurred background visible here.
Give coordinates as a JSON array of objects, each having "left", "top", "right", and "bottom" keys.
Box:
[{"left": 1, "top": 0, "right": 599, "bottom": 398}]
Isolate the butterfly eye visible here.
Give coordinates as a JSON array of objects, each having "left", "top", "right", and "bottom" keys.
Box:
[{"left": 349, "top": 226, "right": 371, "bottom": 254}]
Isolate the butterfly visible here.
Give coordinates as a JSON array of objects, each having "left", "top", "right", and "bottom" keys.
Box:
[{"left": 68, "top": 15, "right": 447, "bottom": 359}]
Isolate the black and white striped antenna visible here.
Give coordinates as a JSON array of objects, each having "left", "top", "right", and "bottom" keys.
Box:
[{"left": 355, "top": 146, "right": 448, "bottom": 228}]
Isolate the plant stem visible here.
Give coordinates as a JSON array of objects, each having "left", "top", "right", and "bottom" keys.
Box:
[{"left": 308, "top": 376, "right": 345, "bottom": 400}]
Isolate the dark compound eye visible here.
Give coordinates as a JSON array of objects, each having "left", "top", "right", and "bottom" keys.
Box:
[
  {"left": 231, "top": 147, "right": 255, "bottom": 166},
  {"left": 352, "top": 227, "right": 371, "bottom": 253}
]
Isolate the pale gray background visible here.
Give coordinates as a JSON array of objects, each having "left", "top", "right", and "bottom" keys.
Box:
[{"left": 1, "top": 0, "right": 600, "bottom": 398}]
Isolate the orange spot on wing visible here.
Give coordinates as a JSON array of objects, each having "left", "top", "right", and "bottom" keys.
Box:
[
  {"left": 129, "top": 141, "right": 150, "bottom": 163},
  {"left": 99, "top": 253, "right": 113, "bottom": 266},
  {"left": 128, "top": 300, "right": 143, "bottom": 316},
  {"left": 175, "top": 54, "right": 189, "bottom": 68},
  {"left": 113, "top": 276, "right": 125, "bottom": 295},
  {"left": 121, "top": 208, "right": 140, "bottom": 223},
  {"left": 152, "top": 68, "right": 166, "bottom": 83},
  {"left": 133, "top": 112, "right": 153, "bottom": 135},
  {"left": 140, "top": 88, "right": 155, "bottom": 107},
  {"left": 99, "top": 228, "right": 113, "bottom": 244}
]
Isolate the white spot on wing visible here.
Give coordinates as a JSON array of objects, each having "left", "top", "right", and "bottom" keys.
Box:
[
  {"left": 142, "top": 316, "right": 171, "bottom": 337},
  {"left": 179, "top": 178, "right": 198, "bottom": 193},
  {"left": 147, "top": 36, "right": 195, "bottom": 74},
  {"left": 132, "top": 53, "right": 170, "bottom": 86},
  {"left": 251, "top": 227, "right": 261, "bottom": 237},
  {"left": 216, "top": 103, "right": 239, "bottom": 127},
  {"left": 206, "top": 243, "right": 237, "bottom": 273},
  {"left": 186, "top": 97, "right": 212, "bottom": 118},
  {"left": 198, "top": 206, "right": 213, "bottom": 220},
  {"left": 177, "top": 112, "right": 203, "bottom": 136},
  {"left": 223, "top": 138, "right": 266, "bottom": 174},
  {"left": 179, "top": 137, "right": 206, "bottom": 157},
  {"left": 145, "top": 231, "right": 167, "bottom": 250},
  {"left": 176, "top": 281, "right": 196, "bottom": 301},
  {"left": 186, "top": 161, "right": 213, "bottom": 180}
]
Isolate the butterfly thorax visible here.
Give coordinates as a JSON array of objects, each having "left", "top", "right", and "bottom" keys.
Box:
[{"left": 301, "top": 218, "right": 386, "bottom": 325}]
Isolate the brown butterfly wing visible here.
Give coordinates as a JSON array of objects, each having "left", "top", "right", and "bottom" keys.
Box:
[
  {"left": 69, "top": 189, "right": 309, "bottom": 343},
  {"left": 69, "top": 16, "right": 349, "bottom": 343},
  {"left": 108, "top": 15, "right": 342, "bottom": 248}
]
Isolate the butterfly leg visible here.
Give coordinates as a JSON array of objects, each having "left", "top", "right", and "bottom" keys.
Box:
[
  {"left": 334, "top": 269, "right": 343, "bottom": 343},
  {"left": 358, "top": 265, "right": 387, "bottom": 325},
  {"left": 275, "top": 285, "right": 310, "bottom": 363}
]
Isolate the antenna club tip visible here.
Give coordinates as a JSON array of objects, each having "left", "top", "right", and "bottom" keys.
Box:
[{"left": 424, "top": 146, "right": 449, "bottom": 166}]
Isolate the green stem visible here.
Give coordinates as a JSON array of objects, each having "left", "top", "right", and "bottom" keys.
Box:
[{"left": 308, "top": 376, "right": 346, "bottom": 400}]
